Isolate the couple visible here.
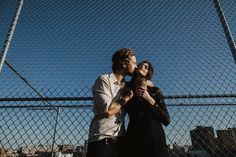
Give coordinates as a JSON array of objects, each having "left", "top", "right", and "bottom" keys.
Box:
[{"left": 86, "top": 48, "right": 170, "bottom": 157}]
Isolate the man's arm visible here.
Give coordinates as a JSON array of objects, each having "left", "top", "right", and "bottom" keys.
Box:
[
  {"left": 106, "top": 101, "right": 122, "bottom": 118},
  {"left": 92, "top": 76, "right": 113, "bottom": 116},
  {"left": 106, "top": 88, "right": 133, "bottom": 118}
]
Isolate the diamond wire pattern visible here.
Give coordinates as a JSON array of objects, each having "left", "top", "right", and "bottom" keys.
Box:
[
  {"left": 0, "top": 99, "right": 235, "bottom": 156},
  {"left": 0, "top": 0, "right": 236, "bottom": 157}
]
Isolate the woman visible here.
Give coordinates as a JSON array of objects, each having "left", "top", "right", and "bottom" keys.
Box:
[{"left": 125, "top": 60, "right": 170, "bottom": 157}]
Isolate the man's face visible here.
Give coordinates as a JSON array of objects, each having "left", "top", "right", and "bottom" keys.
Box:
[{"left": 126, "top": 56, "right": 137, "bottom": 76}]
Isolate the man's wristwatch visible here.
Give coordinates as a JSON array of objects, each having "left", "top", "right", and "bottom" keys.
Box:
[{"left": 155, "top": 102, "right": 159, "bottom": 107}]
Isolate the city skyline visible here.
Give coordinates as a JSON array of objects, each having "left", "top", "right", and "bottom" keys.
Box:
[{"left": 1, "top": 125, "right": 235, "bottom": 157}]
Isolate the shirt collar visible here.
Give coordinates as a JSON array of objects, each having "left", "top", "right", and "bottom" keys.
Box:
[{"left": 110, "top": 73, "right": 125, "bottom": 86}]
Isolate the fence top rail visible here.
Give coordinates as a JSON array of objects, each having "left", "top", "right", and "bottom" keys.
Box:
[
  {"left": 0, "top": 103, "right": 235, "bottom": 109},
  {"left": 0, "top": 94, "right": 235, "bottom": 102}
]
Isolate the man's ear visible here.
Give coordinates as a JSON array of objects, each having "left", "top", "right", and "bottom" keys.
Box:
[{"left": 121, "top": 61, "right": 128, "bottom": 68}]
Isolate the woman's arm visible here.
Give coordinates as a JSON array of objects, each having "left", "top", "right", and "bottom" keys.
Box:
[
  {"left": 137, "top": 86, "right": 170, "bottom": 126},
  {"left": 152, "top": 93, "right": 170, "bottom": 126}
]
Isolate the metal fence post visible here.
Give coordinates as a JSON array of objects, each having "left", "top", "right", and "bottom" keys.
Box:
[
  {"left": 0, "top": 0, "right": 24, "bottom": 73},
  {"left": 213, "top": 0, "right": 236, "bottom": 63},
  {"left": 51, "top": 107, "right": 61, "bottom": 157}
]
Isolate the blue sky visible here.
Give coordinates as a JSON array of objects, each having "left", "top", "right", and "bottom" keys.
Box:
[
  {"left": 0, "top": 0, "right": 236, "bottom": 148},
  {"left": 1, "top": 0, "right": 235, "bottom": 97}
]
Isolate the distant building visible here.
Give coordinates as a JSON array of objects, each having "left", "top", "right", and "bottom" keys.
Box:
[
  {"left": 0, "top": 148, "right": 17, "bottom": 157},
  {"left": 55, "top": 152, "right": 73, "bottom": 157},
  {"left": 168, "top": 143, "right": 191, "bottom": 157},
  {"left": 190, "top": 149, "right": 210, "bottom": 157},
  {"left": 17, "top": 145, "right": 51, "bottom": 157},
  {"left": 83, "top": 140, "right": 88, "bottom": 157},
  {"left": 216, "top": 128, "right": 236, "bottom": 157},
  {"left": 190, "top": 126, "right": 218, "bottom": 156},
  {"left": 216, "top": 128, "right": 236, "bottom": 150},
  {"left": 0, "top": 144, "right": 87, "bottom": 157},
  {"left": 58, "top": 144, "right": 74, "bottom": 153},
  {"left": 57, "top": 144, "right": 85, "bottom": 157}
]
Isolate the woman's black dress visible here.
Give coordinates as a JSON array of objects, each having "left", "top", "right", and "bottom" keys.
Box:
[{"left": 125, "top": 87, "right": 170, "bottom": 157}]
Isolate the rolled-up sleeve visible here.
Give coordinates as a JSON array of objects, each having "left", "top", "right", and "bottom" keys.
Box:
[{"left": 92, "top": 76, "right": 112, "bottom": 115}]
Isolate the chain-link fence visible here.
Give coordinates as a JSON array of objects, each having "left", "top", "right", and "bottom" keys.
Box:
[{"left": 1, "top": 0, "right": 236, "bottom": 157}]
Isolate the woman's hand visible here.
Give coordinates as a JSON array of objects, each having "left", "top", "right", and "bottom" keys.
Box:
[{"left": 136, "top": 86, "right": 156, "bottom": 106}]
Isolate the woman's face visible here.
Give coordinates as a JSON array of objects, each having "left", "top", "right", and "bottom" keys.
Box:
[{"left": 136, "top": 63, "right": 149, "bottom": 77}]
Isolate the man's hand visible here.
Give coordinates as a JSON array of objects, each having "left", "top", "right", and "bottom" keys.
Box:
[
  {"left": 122, "top": 88, "right": 133, "bottom": 103},
  {"left": 106, "top": 87, "right": 134, "bottom": 118},
  {"left": 106, "top": 102, "right": 121, "bottom": 118}
]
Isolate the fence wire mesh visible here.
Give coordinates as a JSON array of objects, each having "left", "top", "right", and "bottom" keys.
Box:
[{"left": 0, "top": 0, "right": 236, "bottom": 157}]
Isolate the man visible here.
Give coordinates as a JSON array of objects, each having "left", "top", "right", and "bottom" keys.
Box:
[{"left": 86, "top": 48, "right": 137, "bottom": 157}]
